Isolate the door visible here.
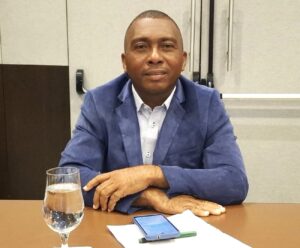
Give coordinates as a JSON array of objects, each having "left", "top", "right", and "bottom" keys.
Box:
[
  {"left": 213, "top": 0, "right": 300, "bottom": 93},
  {"left": 205, "top": 0, "right": 300, "bottom": 202}
]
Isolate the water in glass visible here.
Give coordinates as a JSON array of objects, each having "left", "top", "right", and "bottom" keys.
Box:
[{"left": 42, "top": 167, "right": 84, "bottom": 248}]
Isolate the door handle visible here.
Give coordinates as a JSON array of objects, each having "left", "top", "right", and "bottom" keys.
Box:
[{"left": 76, "top": 69, "right": 87, "bottom": 95}]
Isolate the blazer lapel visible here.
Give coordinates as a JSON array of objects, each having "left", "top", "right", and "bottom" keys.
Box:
[
  {"left": 153, "top": 81, "right": 186, "bottom": 164},
  {"left": 116, "top": 82, "right": 143, "bottom": 166}
]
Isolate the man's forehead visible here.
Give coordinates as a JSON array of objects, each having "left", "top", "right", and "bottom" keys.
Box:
[
  {"left": 127, "top": 17, "right": 179, "bottom": 35},
  {"left": 125, "top": 17, "right": 183, "bottom": 47}
]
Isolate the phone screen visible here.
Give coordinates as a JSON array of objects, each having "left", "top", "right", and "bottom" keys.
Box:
[{"left": 133, "top": 214, "right": 180, "bottom": 241}]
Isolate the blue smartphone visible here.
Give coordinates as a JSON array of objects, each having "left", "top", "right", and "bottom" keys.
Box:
[{"left": 133, "top": 214, "right": 180, "bottom": 241}]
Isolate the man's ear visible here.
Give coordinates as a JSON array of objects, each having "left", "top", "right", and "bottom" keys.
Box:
[
  {"left": 121, "top": 53, "right": 127, "bottom": 72},
  {"left": 181, "top": 52, "right": 188, "bottom": 71}
]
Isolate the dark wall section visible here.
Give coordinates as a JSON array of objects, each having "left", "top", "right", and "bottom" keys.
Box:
[
  {"left": 0, "top": 65, "right": 9, "bottom": 196},
  {"left": 0, "top": 64, "right": 70, "bottom": 199}
]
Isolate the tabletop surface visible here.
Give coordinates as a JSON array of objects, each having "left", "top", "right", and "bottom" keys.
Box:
[{"left": 0, "top": 200, "right": 299, "bottom": 248}]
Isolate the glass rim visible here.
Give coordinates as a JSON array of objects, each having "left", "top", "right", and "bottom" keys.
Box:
[{"left": 46, "top": 166, "right": 79, "bottom": 176}]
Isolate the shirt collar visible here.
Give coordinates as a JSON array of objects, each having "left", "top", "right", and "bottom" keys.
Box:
[{"left": 131, "top": 81, "right": 176, "bottom": 111}]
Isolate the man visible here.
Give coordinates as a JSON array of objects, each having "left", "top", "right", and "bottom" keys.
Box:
[{"left": 59, "top": 10, "right": 248, "bottom": 216}]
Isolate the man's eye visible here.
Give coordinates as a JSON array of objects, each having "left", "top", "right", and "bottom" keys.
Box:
[
  {"left": 134, "top": 43, "right": 148, "bottom": 50},
  {"left": 162, "top": 43, "right": 175, "bottom": 49}
]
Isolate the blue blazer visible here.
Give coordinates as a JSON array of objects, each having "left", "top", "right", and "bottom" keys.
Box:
[{"left": 60, "top": 73, "right": 248, "bottom": 213}]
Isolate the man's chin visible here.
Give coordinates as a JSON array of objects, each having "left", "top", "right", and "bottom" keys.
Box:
[{"left": 143, "top": 85, "right": 174, "bottom": 96}]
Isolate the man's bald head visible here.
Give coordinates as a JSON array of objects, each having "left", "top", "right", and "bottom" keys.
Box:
[{"left": 124, "top": 10, "right": 184, "bottom": 51}]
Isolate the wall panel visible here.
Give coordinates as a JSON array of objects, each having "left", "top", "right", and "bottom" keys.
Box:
[
  {"left": 1, "top": 64, "right": 70, "bottom": 199},
  {"left": 0, "top": 0, "right": 68, "bottom": 65}
]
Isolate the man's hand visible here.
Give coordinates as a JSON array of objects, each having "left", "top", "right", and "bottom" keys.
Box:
[
  {"left": 135, "top": 188, "right": 226, "bottom": 217},
  {"left": 83, "top": 165, "right": 168, "bottom": 212}
]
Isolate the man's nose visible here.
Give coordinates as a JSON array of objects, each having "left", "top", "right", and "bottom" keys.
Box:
[{"left": 147, "top": 47, "right": 163, "bottom": 64}]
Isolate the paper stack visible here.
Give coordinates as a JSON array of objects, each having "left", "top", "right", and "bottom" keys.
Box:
[{"left": 107, "top": 210, "right": 251, "bottom": 248}]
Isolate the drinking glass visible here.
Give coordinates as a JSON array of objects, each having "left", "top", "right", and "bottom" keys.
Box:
[{"left": 42, "top": 167, "right": 84, "bottom": 248}]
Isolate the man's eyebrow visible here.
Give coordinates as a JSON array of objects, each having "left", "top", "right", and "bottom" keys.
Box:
[
  {"left": 160, "top": 37, "right": 178, "bottom": 43},
  {"left": 130, "top": 37, "right": 178, "bottom": 44},
  {"left": 130, "top": 37, "right": 149, "bottom": 44}
]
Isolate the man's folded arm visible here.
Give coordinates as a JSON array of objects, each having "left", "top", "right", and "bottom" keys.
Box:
[
  {"left": 59, "top": 92, "right": 141, "bottom": 214},
  {"left": 159, "top": 90, "right": 248, "bottom": 205}
]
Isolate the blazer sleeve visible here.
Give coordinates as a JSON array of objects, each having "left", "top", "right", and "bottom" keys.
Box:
[
  {"left": 59, "top": 92, "right": 140, "bottom": 214},
  {"left": 160, "top": 90, "right": 249, "bottom": 205}
]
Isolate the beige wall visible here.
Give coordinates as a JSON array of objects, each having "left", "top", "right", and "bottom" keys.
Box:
[
  {"left": 226, "top": 100, "right": 300, "bottom": 203},
  {"left": 0, "top": 0, "right": 68, "bottom": 65}
]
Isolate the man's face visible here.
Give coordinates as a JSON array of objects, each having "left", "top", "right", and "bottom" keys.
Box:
[{"left": 122, "top": 18, "right": 187, "bottom": 100}]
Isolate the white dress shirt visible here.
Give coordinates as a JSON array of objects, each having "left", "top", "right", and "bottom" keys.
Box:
[{"left": 132, "top": 84, "right": 176, "bottom": 164}]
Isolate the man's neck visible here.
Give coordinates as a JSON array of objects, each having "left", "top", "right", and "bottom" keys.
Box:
[
  {"left": 132, "top": 86, "right": 176, "bottom": 110},
  {"left": 140, "top": 94, "right": 169, "bottom": 109}
]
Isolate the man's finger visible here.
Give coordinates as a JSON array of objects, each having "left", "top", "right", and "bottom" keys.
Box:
[
  {"left": 84, "top": 173, "right": 110, "bottom": 191},
  {"left": 93, "top": 188, "right": 100, "bottom": 210},
  {"left": 203, "top": 202, "right": 225, "bottom": 215},
  {"left": 208, "top": 208, "right": 222, "bottom": 215},
  {"left": 196, "top": 200, "right": 225, "bottom": 215},
  {"left": 92, "top": 180, "right": 113, "bottom": 209},
  {"left": 191, "top": 206, "right": 210, "bottom": 217},
  {"left": 187, "top": 198, "right": 225, "bottom": 215},
  {"left": 107, "top": 191, "right": 122, "bottom": 212},
  {"left": 99, "top": 182, "right": 117, "bottom": 211}
]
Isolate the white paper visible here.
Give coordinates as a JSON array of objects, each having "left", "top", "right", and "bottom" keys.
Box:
[{"left": 107, "top": 210, "right": 251, "bottom": 248}]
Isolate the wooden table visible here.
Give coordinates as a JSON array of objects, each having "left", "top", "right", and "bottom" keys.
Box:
[{"left": 0, "top": 200, "right": 299, "bottom": 247}]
